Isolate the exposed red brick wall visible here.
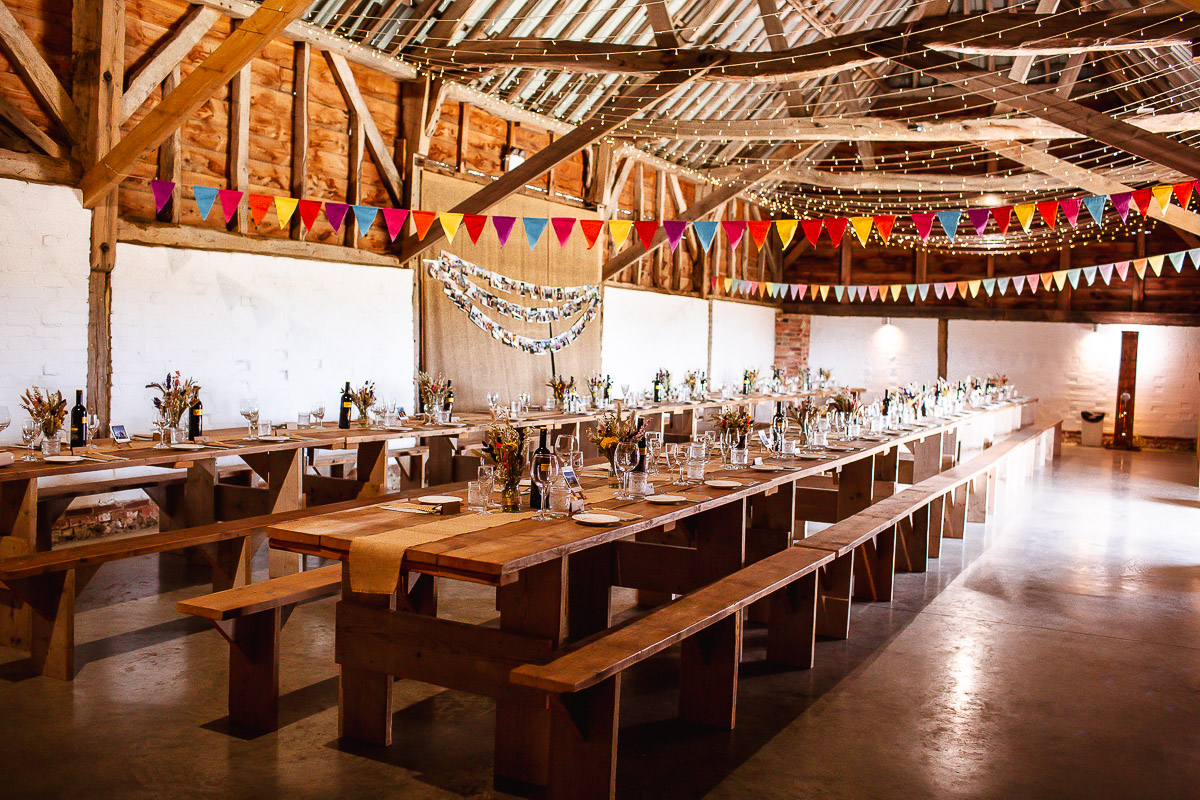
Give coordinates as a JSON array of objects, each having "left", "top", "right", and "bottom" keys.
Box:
[{"left": 775, "top": 312, "right": 810, "bottom": 376}]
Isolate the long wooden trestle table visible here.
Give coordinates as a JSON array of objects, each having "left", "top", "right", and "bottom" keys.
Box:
[{"left": 265, "top": 398, "right": 1035, "bottom": 789}]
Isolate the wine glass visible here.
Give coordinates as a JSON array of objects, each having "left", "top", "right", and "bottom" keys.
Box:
[
  {"left": 0, "top": 405, "right": 9, "bottom": 436},
  {"left": 662, "top": 442, "right": 681, "bottom": 483},
  {"left": 311, "top": 401, "right": 326, "bottom": 428},
  {"left": 644, "top": 431, "right": 663, "bottom": 475},
  {"left": 239, "top": 398, "right": 259, "bottom": 439},
  {"left": 554, "top": 434, "right": 577, "bottom": 458},
  {"left": 530, "top": 453, "right": 558, "bottom": 521},
  {"left": 153, "top": 412, "right": 171, "bottom": 449},
  {"left": 620, "top": 384, "right": 631, "bottom": 401},
  {"left": 87, "top": 414, "right": 101, "bottom": 444},
  {"left": 20, "top": 421, "right": 38, "bottom": 460},
  {"left": 613, "top": 442, "right": 638, "bottom": 500}
]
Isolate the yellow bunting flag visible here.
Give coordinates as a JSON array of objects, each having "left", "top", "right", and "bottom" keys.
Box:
[
  {"left": 439, "top": 213, "right": 463, "bottom": 243},
  {"left": 723, "top": 278, "right": 732, "bottom": 293},
  {"left": 818, "top": 285, "right": 830, "bottom": 301},
  {"left": 1148, "top": 254, "right": 1164, "bottom": 276},
  {"left": 1132, "top": 258, "right": 1147, "bottom": 278},
  {"left": 850, "top": 216, "right": 873, "bottom": 246},
  {"left": 608, "top": 220, "right": 632, "bottom": 250},
  {"left": 1052, "top": 270, "right": 1067, "bottom": 290},
  {"left": 890, "top": 284, "right": 902, "bottom": 301},
  {"left": 775, "top": 219, "right": 797, "bottom": 249},
  {"left": 274, "top": 197, "right": 299, "bottom": 228},
  {"left": 968, "top": 279, "right": 981, "bottom": 297},
  {"left": 1014, "top": 203, "right": 1036, "bottom": 232},
  {"left": 1151, "top": 185, "right": 1173, "bottom": 212}
]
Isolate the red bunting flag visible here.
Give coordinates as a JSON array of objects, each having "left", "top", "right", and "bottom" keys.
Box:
[
  {"left": 1036, "top": 201, "right": 1059, "bottom": 230},
  {"left": 579, "top": 219, "right": 604, "bottom": 249},
  {"left": 747, "top": 220, "right": 772, "bottom": 250},
  {"left": 247, "top": 194, "right": 272, "bottom": 226},
  {"left": 991, "top": 206, "right": 1012, "bottom": 234},
  {"left": 1173, "top": 181, "right": 1194, "bottom": 208},
  {"left": 824, "top": 217, "right": 848, "bottom": 244},
  {"left": 1131, "top": 187, "right": 1153, "bottom": 216},
  {"left": 801, "top": 218, "right": 823, "bottom": 245},
  {"left": 551, "top": 217, "right": 576, "bottom": 248},
  {"left": 463, "top": 214, "right": 488, "bottom": 244},
  {"left": 298, "top": 199, "right": 322, "bottom": 232},
  {"left": 217, "top": 189, "right": 242, "bottom": 225},
  {"left": 912, "top": 212, "right": 936, "bottom": 242},
  {"left": 381, "top": 208, "right": 409, "bottom": 241},
  {"left": 634, "top": 220, "right": 659, "bottom": 250},
  {"left": 411, "top": 210, "right": 438, "bottom": 240},
  {"left": 873, "top": 215, "right": 895, "bottom": 243}
]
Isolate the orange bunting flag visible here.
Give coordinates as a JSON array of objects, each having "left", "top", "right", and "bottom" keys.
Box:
[
  {"left": 411, "top": 210, "right": 438, "bottom": 240},
  {"left": 1172, "top": 181, "right": 1193, "bottom": 209},
  {"left": 775, "top": 219, "right": 798, "bottom": 248},
  {"left": 1132, "top": 258, "right": 1147, "bottom": 278},
  {"left": 956, "top": 281, "right": 968, "bottom": 297},
  {"left": 747, "top": 220, "right": 773, "bottom": 250},
  {"left": 579, "top": 219, "right": 604, "bottom": 249},
  {"left": 608, "top": 220, "right": 632, "bottom": 249},
  {"left": 1040, "top": 272, "right": 1054, "bottom": 291},
  {"left": 247, "top": 193, "right": 273, "bottom": 226},
  {"left": 851, "top": 217, "right": 874, "bottom": 246},
  {"left": 873, "top": 215, "right": 896, "bottom": 243}
]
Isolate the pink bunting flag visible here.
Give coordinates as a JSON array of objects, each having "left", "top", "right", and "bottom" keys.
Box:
[
  {"left": 1060, "top": 197, "right": 1081, "bottom": 229},
  {"left": 381, "top": 208, "right": 409, "bottom": 242},
  {"left": 151, "top": 180, "right": 175, "bottom": 213},
  {"left": 1114, "top": 261, "right": 1130, "bottom": 281},
  {"left": 217, "top": 189, "right": 243, "bottom": 224},
  {"left": 966, "top": 208, "right": 990, "bottom": 235},
  {"left": 551, "top": 217, "right": 575, "bottom": 248},
  {"left": 911, "top": 212, "right": 936, "bottom": 242},
  {"left": 492, "top": 216, "right": 516, "bottom": 247},
  {"left": 663, "top": 221, "right": 688, "bottom": 252},
  {"left": 722, "top": 220, "right": 747, "bottom": 248},
  {"left": 868, "top": 285, "right": 880, "bottom": 301},
  {"left": 1110, "top": 192, "right": 1132, "bottom": 221},
  {"left": 795, "top": 284, "right": 808, "bottom": 300},
  {"left": 944, "top": 282, "right": 957, "bottom": 299}
]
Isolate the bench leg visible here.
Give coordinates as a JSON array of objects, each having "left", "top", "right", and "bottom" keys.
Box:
[
  {"left": 927, "top": 495, "right": 946, "bottom": 558},
  {"left": 896, "top": 507, "right": 930, "bottom": 573},
  {"left": 986, "top": 468, "right": 999, "bottom": 515},
  {"left": 944, "top": 484, "right": 969, "bottom": 540},
  {"left": 212, "top": 535, "right": 254, "bottom": 591},
  {"left": 967, "top": 475, "right": 988, "bottom": 523},
  {"left": 547, "top": 675, "right": 621, "bottom": 800},
  {"left": 852, "top": 527, "right": 896, "bottom": 602},
  {"left": 227, "top": 607, "right": 281, "bottom": 730},
  {"left": 766, "top": 572, "right": 818, "bottom": 668},
  {"left": 679, "top": 613, "right": 741, "bottom": 729},
  {"left": 815, "top": 554, "right": 853, "bottom": 639},
  {"left": 26, "top": 570, "right": 76, "bottom": 679}
]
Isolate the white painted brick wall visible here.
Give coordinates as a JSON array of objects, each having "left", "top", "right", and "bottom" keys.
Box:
[
  {"left": 808, "top": 317, "right": 940, "bottom": 394},
  {"left": 710, "top": 300, "right": 776, "bottom": 392},
  {"left": 0, "top": 179, "right": 91, "bottom": 444},
  {"left": 601, "top": 287, "right": 708, "bottom": 392}
]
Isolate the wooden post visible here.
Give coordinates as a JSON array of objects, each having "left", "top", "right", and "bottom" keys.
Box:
[
  {"left": 290, "top": 42, "right": 309, "bottom": 239},
  {"left": 155, "top": 66, "right": 181, "bottom": 223},
  {"left": 346, "top": 107, "right": 364, "bottom": 247},
  {"left": 937, "top": 318, "right": 948, "bottom": 380},
  {"left": 1112, "top": 331, "right": 1139, "bottom": 449},
  {"left": 228, "top": 23, "right": 250, "bottom": 234}
]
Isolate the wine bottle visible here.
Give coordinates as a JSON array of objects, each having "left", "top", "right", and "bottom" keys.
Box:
[
  {"left": 443, "top": 380, "right": 454, "bottom": 414},
  {"left": 634, "top": 425, "right": 647, "bottom": 474},
  {"left": 530, "top": 427, "right": 550, "bottom": 510},
  {"left": 742, "top": 371, "right": 750, "bottom": 395},
  {"left": 69, "top": 389, "right": 87, "bottom": 448},
  {"left": 338, "top": 382, "right": 352, "bottom": 429},
  {"left": 652, "top": 377, "right": 661, "bottom": 404},
  {"left": 188, "top": 396, "right": 203, "bottom": 441},
  {"left": 772, "top": 401, "right": 786, "bottom": 452}
]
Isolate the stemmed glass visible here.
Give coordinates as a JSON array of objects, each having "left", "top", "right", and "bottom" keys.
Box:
[
  {"left": 371, "top": 397, "right": 389, "bottom": 429},
  {"left": 311, "top": 402, "right": 326, "bottom": 428},
  {"left": 20, "top": 421, "right": 38, "bottom": 460},
  {"left": 87, "top": 415, "right": 101, "bottom": 444},
  {"left": 662, "top": 443, "right": 681, "bottom": 483},
  {"left": 239, "top": 398, "right": 260, "bottom": 439},
  {"left": 0, "top": 406, "right": 9, "bottom": 439},
  {"left": 153, "top": 412, "right": 171, "bottom": 449},
  {"left": 530, "top": 453, "right": 559, "bottom": 521},
  {"left": 613, "top": 442, "right": 638, "bottom": 499},
  {"left": 643, "top": 431, "right": 663, "bottom": 475},
  {"left": 554, "top": 434, "right": 577, "bottom": 458},
  {"left": 620, "top": 384, "right": 631, "bottom": 401}
]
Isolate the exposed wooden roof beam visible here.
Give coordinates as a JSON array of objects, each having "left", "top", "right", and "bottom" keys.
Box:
[
  {"left": 122, "top": 5, "right": 222, "bottom": 122},
  {"left": 0, "top": 0, "right": 83, "bottom": 139},
  {"left": 324, "top": 51, "right": 406, "bottom": 205},
  {"left": 79, "top": 0, "right": 315, "bottom": 207},
  {"left": 644, "top": 0, "right": 683, "bottom": 49}
]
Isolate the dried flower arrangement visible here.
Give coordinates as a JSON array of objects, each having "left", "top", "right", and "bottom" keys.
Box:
[
  {"left": 351, "top": 381, "right": 376, "bottom": 422},
  {"left": 20, "top": 387, "right": 67, "bottom": 439},
  {"left": 146, "top": 372, "right": 199, "bottom": 428},
  {"left": 547, "top": 375, "right": 576, "bottom": 404}
]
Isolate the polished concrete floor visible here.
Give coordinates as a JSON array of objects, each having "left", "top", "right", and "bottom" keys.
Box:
[{"left": 1, "top": 445, "right": 1198, "bottom": 799}]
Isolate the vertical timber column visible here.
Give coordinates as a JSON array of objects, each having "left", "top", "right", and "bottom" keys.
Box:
[
  {"left": 228, "top": 21, "right": 250, "bottom": 234},
  {"left": 937, "top": 318, "right": 948, "bottom": 380},
  {"left": 1112, "top": 331, "right": 1139, "bottom": 449},
  {"left": 75, "top": 0, "right": 125, "bottom": 436},
  {"left": 289, "top": 42, "right": 309, "bottom": 240},
  {"left": 155, "top": 66, "right": 182, "bottom": 223}
]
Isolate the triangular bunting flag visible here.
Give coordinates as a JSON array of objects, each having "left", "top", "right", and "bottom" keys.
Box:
[
  {"left": 693, "top": 220, "right": 719, "bottom": 252},
  {"left": 218, "top": 189, "right": 243, "bottom": 225},
  {"left": 968, "top": 279, "right": 981, "bottom": 297},
  {"left": 1099, "top": 262, "right": 1114, "bottom": 284},
  {"left": 983, "top": 278, "right": 996, "bottom": 296},
  {"left": 381, "top": 208, "right": 409, "bottom": 242},
  {"left": 463, "top": 213, "right": 488, "bottom": 244},
  {"left": 912, "top": 212, "right": 936, "bottom": 242},
  {"left": 1110, "top": 192, "right": 1132, "bottom": 221},
  {"left": 1191, "top": 248, "right": 1200, "bottom": 268},
  {"left": 352, "top": 204, "right": 378, "bottom": 236},
  {"left": 274, "top": 197, "right": 298, "bottom": 228},
  {"left": 1082, "top": 195, "right": 1106, "bottom": 226},
  {"left": 824, "top": 217, "right": 848, "bottom": 244},
  {"left": 997, "top": 277, "right": 1010, "bottom": 295},
  {"left": 956, "top": 281, "right": 969, "bottom": 297},
  {"left": 1027, "top": 275, "right": 1039, "bottom": 294},
  {"left": 634, "top": 220, "right": 659, "bottom": 250},
  {"left": 551, "top": 217, "right": 576, "bottom": 248},
  {"left": 1040, "top": 273, "right": 1053, "bottom": 291},
  {"left": 579, "top": 219, "right": 604, "bottom": 249},
  {"left": 1114, "top": 261, "right": 1129, "bottom": 281},
  {"left": 992, "top": 206, "right": 1012, "bottom": 235},
  {"left": 905, "top": 284, "right": 917, "bottom": 301},
  {"left": 722, "top": 278, "right": 732, "bottom": 293},
  {"left": 1082, "top": 266, "right": 1097, "bottom": 285},
  {"left": 775, "top": 219, "right": 797, "bottom": 248},
  {"left": 1067, "top": 268, "right": 1081, "bottom": 289},
  {"left": 324, "top": 202, "right": 349, "bottom": 233},
  {"left": 1131, "top": 188, "right": 1152, "bottom": 216},
  {"left": 151, "top": 180, "right": 175, "bottom": 213},
  {"left": 890, "top": 284, "right": 901, "bottom": 301},
  {"left": 833, "top": 285, "right": 845, "bottom": 301},
  {"left": 1014, "top": 203, "right": 1035, "bottom": 232},
  {"left": 193, "top": 185, "right": 218, "bottom": 220},
  {"left": 1037, "top": 201, "right": 1058, "bottom": 230},
  {"left": 937, "top": 211, "right": 961, "bottom": 242},
  {"left": 874, "top": 215, "right": 896, "bottom": 243},
  {"left": 722, "top": 220, "right": 747, "bottom": 248},
  {"left": 747, "top": 220, "right": 772, "bottom": 250},
  {"left": 411, "top": 210, "right": 438, "bottom": 240},
  {"left": 524, "top": 217, "right": 548, "bottom": 249},
  {"left": 492, "top": 216, "right": 517, "bottom": 247},
  {"left": 1131, "top": 259, "right": 1147, "bottom": 279},
  {"left": 1060, "top": 198, "right": 1080, "bottom": 229},
  {"left": 966, "top": 208, "right": 990, "bottom": 236},
  {"left": 1148, "top": 255, "right": 1164, "bottom": 276},
  {"left": 933, "top": 282, "right": 945, "bottom": 299},
  {"left": 946, "top": 282, "right": 958, "bottom": 299},
  {"left": 795, "top": 284, "right": 808, "bottom": 300},
  {"left": 438, "top": 212, "right": 462, "bottom": 243},
  {"left": 247, "top": 193, "right": 272, "bottom": 226},
  {"left": 818, "top": 285, "right": 830, "bottom": 301},
  {"left": 1012, "top": 275, "right": 1025, "bottom": 295},
  {"left": 801, "top": 219, "right": 823, "bottom": 245},
  {"left": 1169, "top": 251, "right": 1186, "bottom": 272},
  {"left": 663, "top": 220, "right": 687, "bottom": 252},
  {"left": 1173, "top": 181, "right": 1193, "bottom": 209},
  {"left": 608, "top": 220, "right": 631, "bottom": 249},
  {"left": 868, "top": 285, "right": 879, "bottom": 301},
  {"left": 297, "top": 199, "right": 322, "bottom": 231},
  {"left": 917, "top": 283, "right": 930, "bottom": 301},
  {"left": 1151, "top": 185, "right": 1173, "bottom": 212},
  {"left": 1052, "top": 270, "right": 1067, "bottom": 290},
  {"left": 850, "top": 216, "right": 873, "bottom": 246}
]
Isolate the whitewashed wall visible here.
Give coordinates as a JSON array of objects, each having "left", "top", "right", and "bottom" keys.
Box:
[
  {"left": 111, "top": 244, "right": 415, "bottom": 433},
  {"left": 600, "top": 287, "right": 708, "bottom": 394},
  {"left": 0, "top": 179, "right": 91, "bottom": 444},
  {"left": 948, "top": 320, "right": 1200, "bottom": 437},
  {"left": 808, "top": 316, "right": 939, "bottom": 396},
  {"left": 710, "top": 300, "right": 776, "bottom": 392}
]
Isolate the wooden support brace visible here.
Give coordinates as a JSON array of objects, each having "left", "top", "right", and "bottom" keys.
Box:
[{"left": 679, "top": 613, "right": 741, "bottom": 729}]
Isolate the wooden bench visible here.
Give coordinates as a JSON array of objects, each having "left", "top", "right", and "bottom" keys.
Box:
[
  {"left": 509, "top": 545, "right": 835, "bottom": 800},
  {"left": 176, "top": 564, "right": 343, "bottom": 730},
  {"left": 0, "top": 491, "right": 408, "bottom": 679}
]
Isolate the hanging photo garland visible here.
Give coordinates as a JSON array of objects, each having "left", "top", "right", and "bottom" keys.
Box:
[{"left": 426, "top": 253, "right": 601, "bottom": 356}]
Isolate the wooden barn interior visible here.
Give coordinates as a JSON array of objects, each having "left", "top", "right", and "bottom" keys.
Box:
[{"left": 0, "top": 0, "right": 1198, "bottom": 796}]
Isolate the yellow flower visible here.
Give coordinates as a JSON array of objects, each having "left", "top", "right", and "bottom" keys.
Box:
[{"left": 600, "top": 436, "right": 618, "bottom": 450}]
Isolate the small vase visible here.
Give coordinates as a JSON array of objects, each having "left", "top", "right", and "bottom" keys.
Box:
[
  {"left": 159, "top": 426, "right": 179, "bottom": 447},
  {"left": 500, "top": 483, "right": 521, "bottom": 512},
  {"left": 607, "top": 456, "right": 620, "bottom": 488},
  {"left": 40, "top": 434, "right": 62, "bottom": 457}
]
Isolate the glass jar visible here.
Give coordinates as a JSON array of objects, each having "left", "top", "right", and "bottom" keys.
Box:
[{"left": 40, "top": 432, "right": 62, "bottom": 457}]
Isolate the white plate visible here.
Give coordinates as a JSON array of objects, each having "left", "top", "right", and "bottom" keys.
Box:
[
  {"left": 519, "top": 478, "right": 532, "bottom": 488},
  {"left": 170, "top": 443, "right": 205, "bottom": 451},
  {"left": 573, "top": 512, "right": 622, "bottom": 527},
  {"left": 44, "top": 455, "right": 84, "bottom": 463},
  {"left": 704, "top": 479, "right": 742, "bottom": 489},
  {"left": 417, "top": 495, "right": 462, "bottom": 505},
  {"left": 646, "top": 494, "right": 689, "bottom": 504},
  {"left": 256, "top": 435, "right": 290, "bottom": 442}
]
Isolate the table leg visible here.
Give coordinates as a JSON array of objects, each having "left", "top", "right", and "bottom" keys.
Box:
[
  {"left": 747, "top": 487, "right": 794, "bottom": 622},
  {"left": 836, "top": 455, "right": 875, "bottom": 520},
  {"left": 496, "top": 557, "right": 567, "bottom": 788},
  {"left": 425, "top": 436, "right": 455, "bottom": 487},
  {"left": 567, "top": 544, "right": 611, "bottom": 642},
  {"left": 338, "top": 564, "right": 397, "bottom": 745},
  {"left": 266, "top": 449, "right": 304, "bottom": 578},
  {"left": 356, "top": 441, "right": 389, "bottom": 496},
  {"left": 0, "top": 478, "right": 36, "bottom": 649}
]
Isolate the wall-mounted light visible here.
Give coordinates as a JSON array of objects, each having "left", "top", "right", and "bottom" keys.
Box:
[{"left": 882, "top": 317, "right": 892, "bottom": 326}]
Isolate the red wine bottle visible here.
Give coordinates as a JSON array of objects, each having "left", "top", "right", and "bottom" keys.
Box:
[
  {"left": 531, "top": 427, "right": 550, "bottom": 509},
  {"left": 338, "top": 382, "right": 352, "bottom": 429},
  {"left": 188, "top": 396, "right": 203, "bottom": 441},
  {"left": 69, "top": 389, "right": 87, "bottom": 448}
]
